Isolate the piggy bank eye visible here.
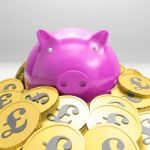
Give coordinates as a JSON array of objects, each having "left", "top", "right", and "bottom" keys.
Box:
[
  {"left": 48, "top": 48, "right": 53, "bottom": 53},
  {"left": 92, "top": 45, "right": 99, "bottom": 52}
]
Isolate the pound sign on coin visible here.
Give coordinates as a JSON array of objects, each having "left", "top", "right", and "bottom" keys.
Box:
[
  {"left": 47, "top": 104, "right": 79, "bottom": 124},
  {"left": 123, "top": 93, "right": 142, "bottom": 103},
  {"left": 130, "top": 77, "right": 150, "bottom": 90},
  {"left": 108, "top": 101, "right": 125, "bottom": 108},
  {"left": 102, "top": 138, "right": 125, "bottom": 150},
  {"left": 1, "top": 108, "right": 27, "bottom": 138},
  {"left": 43, "top": 136, "right": 72, "bottom": 150},
  {"left": 103, "top": 113, "right": 129, "bottom": 126},
  {"left": 0, "top": 93, "right": 12, "bottom": 109},
  {"left": 4, "top": 84, "right": 16, "bottom": 90},
  {"left": 25, "top": 93, "right": 49, "bottom": 105},
  {"left": 141, "top": 118, "right": 150, "bottom": 145}
]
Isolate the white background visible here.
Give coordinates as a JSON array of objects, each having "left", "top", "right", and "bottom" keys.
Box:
[
  {"left": 0, "top": 1, "right": 149, "bottom": 78},
  {"left": 0, "top": 0, "right": 150, "bottom": 63}
]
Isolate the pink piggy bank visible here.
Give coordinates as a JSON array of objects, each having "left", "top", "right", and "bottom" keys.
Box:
[{"left": 25, "top": 28, "right": 120, "bottom": 102}]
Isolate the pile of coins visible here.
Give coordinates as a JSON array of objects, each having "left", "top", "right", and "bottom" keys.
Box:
[{"left": 0, "top": 63, "right": 149, "bottom": 150}]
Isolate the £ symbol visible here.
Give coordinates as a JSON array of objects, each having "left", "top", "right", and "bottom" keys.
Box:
[
  {"left": 4, "top": 84, "right": 16, "bottom": 90},
  {"left": 1, "top": 108, "right": 27, "bottom": 138},
  {"left": 102, "top": 138, "right": 125, "bottom": 150},
  {"left": 25, "top": 93, "right": 49, "bottom": 105},
  {"left": 0, "top": 93, "right": 12, "bottom": 109},
  {"left": 130, "top": 77, "right": 150, "bottom": 90},
  {"left": 122, "top": 92, "right": 142, "bottom": 103},
  {"left": 43, "top": 136, "right": 72, "bottom": 150},
  {"left": 47, "top": 104, "right": 79, "bottom": 124},
  {"left": 141, "top": 118, "right": 150, "bottom": 145},
  {"left": 103, "top": 113, "right": 129, "bottom": 126},
  {"left": 108, "top": 101, "right": 125, "bottom": 108}
]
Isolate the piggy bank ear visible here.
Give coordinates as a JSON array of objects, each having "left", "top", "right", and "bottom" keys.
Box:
[
  {"left": 90, "top": 30, "right": 109, "bottom": 47},
  {"left": 37, "top": 29, "right": 57, "bottom": 47}
]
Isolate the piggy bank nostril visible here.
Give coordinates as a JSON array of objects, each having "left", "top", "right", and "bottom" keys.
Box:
[
  {"left": 79, "top": 81, "right": 86, "bottom": 87},
  {"left": 60, "top": 81, "right": 67, "bottom": 87}
]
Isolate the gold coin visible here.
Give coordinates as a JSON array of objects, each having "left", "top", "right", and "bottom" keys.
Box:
[
  {"left": 0, "top": 78, "right": 24, "bottom": 92},
  {"left": 112, "top": 86, "right": 150, "bottom": 110},
  {"left": 139, "top": 107, "right": 150, "bottom": 113},
  {"left": 81, "top": 125, "right": 88, "bottom": 135},
  {"left": 0, "top": 90, "right": 22, "bottom": 111},
  {"left": 23, "top": 123, "right": 85, "bottom": 150},
  {"left": 0, "top": 101, "right": 40, "bottom": 149},
  {"left": 15, "top": 62, "right": 25, "bottom": 87},
  {"left": 90, "top": 94, "right": 139, "bottom": 120},
  {"left": 119, "top": 74, "right": 150, "bottom": 97},
  {"left": 138, "top": 136, "right": 146, "bottom": 150},
  {"left": 120, "top": 64, "right": 125, "bottom": 74},
  {"left": 123, "top": 68, "right": 142, "bottom": 75},
  {"left": 41, "top": 95, "right": 89, "bottom": 130},
  {"left": 85, "top": 124, "right": 139, "bottom": 150},
  {"left": 80, "top": 124, "right": 86, "bottom": 132},
  {"left": 86, "top": 102, "right": 90, "bottom": 107},
  {"left": 139, "top": 111, "right": 150, "bottom": 150},
  {"left": 15, "top": 146, "right": 23, "bottom": 150},
  {"left": 87, "top": 105, "right": 141, "bottom": 142},
  {"left": 23, "top": 86, "right": 59, "bottom": 113}
]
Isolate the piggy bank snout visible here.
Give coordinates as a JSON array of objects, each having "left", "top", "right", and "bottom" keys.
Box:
[{"left": 56, "top": 70, "right": 89, "bottom": 94}]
